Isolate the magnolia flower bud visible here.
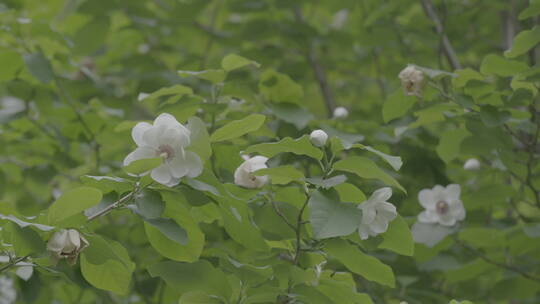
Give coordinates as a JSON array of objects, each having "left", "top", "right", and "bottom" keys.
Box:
[
  {"left": 333, "top": 106, "right": 349, "bottom": 119},
  {"left": 398, "top": 65, "right": 424, "bottom": 97},
  {"left": 310, "top": 130, "right": 328, "bottom": 147},
  {"left": 47, "top": 229, "right": 89, "bottom": 265},
  {"left": 463, "top": 158, "right": 480, "bottom": 170}
]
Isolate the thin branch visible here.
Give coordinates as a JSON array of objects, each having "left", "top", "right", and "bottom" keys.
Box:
[
  {"left": 199, "top": 0, "right": 223, "bottom": 70},
  {"left": 294, "top": 7, "right": 337, "bottom": 117},
  {"left": 454, "top": 238, "right": 540, "bottom": 282},
  {"left": 293, "top": 193, "right": 310, "bottom": 265},
  {"left": 0, "top": 255, "right": 29, "bottom": 273},
  {"left": 270, "top": 200, "right": 296, "bottom": 231},
  {"left": 86, "top": 191, "right": 135, "bottom": 222},
  {"left": 420, "top": 0, "right": 462, "bottom": 70}
]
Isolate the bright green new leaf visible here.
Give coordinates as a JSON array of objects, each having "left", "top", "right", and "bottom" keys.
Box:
[
  {"left": 325, "top": 239, "right": 395, "bottom": 287},
  {"left": 505, "top": 26, "right": 540, "bottom": 58},
  {"left": 254, "top": 165, "right": 305, "bottom": 185},
  {"left": 245, "top": 135, "right": 323, "bottom": 160},
  {"left": 480, "top": 54, "right": 528, "bottom": 77},
  {"left": 210, "top": 114, "right": 266, "bottom": 142},
  {"left": 333, "top": 156, "right": 406, "bottom": 193},
  {"left": 379, "top": 215, "right": 414, "bottom": 256},
  {"left": 123, "top": 157, "right": 162, "bottom": 175},
  {"left": 259, "top": 69, "right": 304, "bottom": 104},
  {"left": 48, "top": 186, "right": 103, "bottom": 224},
  {"left": 221, "top": 54, "right": 260, "bottom": 71},
  {"left": 308, "top": 190, "right": 362, "bottom": 239},
  {"left": 139, "top": 84, "right": 193, "bottom": 103}
]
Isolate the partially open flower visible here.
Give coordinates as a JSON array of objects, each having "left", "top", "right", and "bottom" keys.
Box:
[
  {"left": 463, "top": 158, "right": 480, "bottom": 170},
  {"left": 398, "top": 65, "right": 425, "bottom": 97},
  {"left": 47, "top": 229, "right": 89, "bottom": 265},
  {"left": 234, "top": 155, "right": 269, "bottom": 189},
  {"left": 417, "top": 184, "right": 465, "bottom": 226},
  {"left": 357, "top": 187, "right": 397, "bottom": 240},
  {"left": 310, "top": 129, "right": 328, "bottom": 147},
  {"left": 124, "top": 113, "right": 203, "bottom": 187},
  {"left": 333, "top": 106, "right": 349, "bottom": 119}
]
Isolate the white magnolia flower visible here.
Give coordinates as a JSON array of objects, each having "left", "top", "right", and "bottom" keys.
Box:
[
  {"left": 357, "top": 187, "right": 397, "bottom": 240},
  {"left": 124, "top": 113, "right": 203, "bottom": 187},
  {"left": 417, "top": 184, "right": 466, "bottom": 226},
  {"left": 310, "top": 129, "right": 328, "bottom": 147},
  {"left": 234, "top": 155, "right": 269, "bottom": 189},
  {"left": 0, "top": 97, "right": 26, "bottom": 120},
  {"left": 331, "top": 9, "right": 349, "bottom": 29},
  {"left": 0, "top": 276, "right": 16, "bottom": 304},
  {"left": 47, "top": 229, "right": 89, "bottom": 265},
  {"left": 398, "top": 65, "right": 424, "bottom": 97},
  {"left": 463, "top": 158, "right": 480, "bottom": 170},
  {"left": 333, "top": 106, "right": 349, "bottom": 119}
]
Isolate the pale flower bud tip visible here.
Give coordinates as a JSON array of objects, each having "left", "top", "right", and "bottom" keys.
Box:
[
  {"left": 463, "top": 158, "right": 480, "bottom": 170},
  {"left": 310, "top": 129, "right": 328, "bottom": 147},
  {"left": 333, "top": 106, "right": 349, "bottom": 119}
]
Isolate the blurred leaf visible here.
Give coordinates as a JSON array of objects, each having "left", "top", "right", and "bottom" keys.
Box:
[
  {"left": 436, "top": 128, "right": 471, "bottom": 163},
  {"left": 178, "top": 69, "right": 226, "bottom": 83},
  {"left": 5, "top": 222, "right": 45, "bottom": 256},
  {"left": 0, "top": 49, "right": 24, "bottom": 81},
  {"left": 268, "top": 102, "right": 314, "bottom": 130},
  {"left": 188, "top": 116, "right": 212, "bottom": 160},
  {"left": 259, "top": 69, "right": 303, "bottom": 104},
  {"left": 254, "top": 165, "right": 304, "bottom": 185},
  {"left": 123, "top": 157, "right": 162, "bottom": 175},
  {"left": 480, "top": 54, "right": 528, "bottom": 77},
  {"left": 505, "top": 26, "right": 540, "bottom": 58},
  {"left": 412, "top": 222, "right": 457, "bottom": 248},
  {"left": 221, "top": 54, "right": 260, "bottom": 72},
  {"left": 245, "top": 135, "right": 323, "bottom": 160},
  {"left": 23, "top": 52, "right": 54, "bottom": 84},
  {"left": 382, "top": 90, "right": 417, "bottom": 123},
  {"left": 379, "top": 216, "right": 414, "bottom": 256},
  {"left": 479, "top": 105, "right": 511, "bottom": 127}
]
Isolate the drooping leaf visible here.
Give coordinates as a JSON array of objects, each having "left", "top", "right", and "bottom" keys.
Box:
[
  {"left": 505, "top": 26, "right": 540, "bottom": 58},
  {"left": 178, "top": 69, "right": 226, "bottom": 83},
  {"left": 221, "top": 54, "right": 260, "bottom": 71},
  {"left": 379, "top": 215, "right": 414, "bottom": 256},
  {"left": 254, "top": 165, "right": 305, "bottom": 185},
  {"left": 308, "top": 190, "right": 361, "bottom": 239},
  {"left": 48, "top": 187, "right": 103, "bottom": 224},
  {"left": 210, "top": 114, "right": 266, "bottom": 142},
  {"left": 123, "top": 157, "right": 162, "bottom": 175},
  {"left": 245, "top": 135, "right": 323, "bottom": 160}
]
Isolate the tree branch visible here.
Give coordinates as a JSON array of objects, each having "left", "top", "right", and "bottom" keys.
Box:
[
  {"left": 0, "top": 255, "right": 29, "bottom": 273},
  {"left": 87, "top": 191, "right": 135, "bottom": 222},
  {"left": 420, "top": 0, "right": 462, "bottom": 70}
]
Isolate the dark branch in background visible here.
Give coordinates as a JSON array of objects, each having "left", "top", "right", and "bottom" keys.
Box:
[
  {"left": 454, "top": 237, "right": 540, "bottom": 282},
  {"left": 500, "top": 0, "right": 517, "bottom": 51},
  {"left": 420, "top": 0, "right": 462, "bottom": 70},
  {"left": 294, "top": 7, "right": 337, "bottom": 117}
]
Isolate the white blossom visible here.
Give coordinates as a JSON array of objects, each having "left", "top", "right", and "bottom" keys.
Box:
[
  {"left": 0, "top": 276, "right": 16, "bottom": 304},
  {"left": 331, "top": 9, "right": 349, "bottom": 29},
  {"left": 357, "top": 187, "right": 397, "bottom": 240},
  {"left": 124, "top": 113, "right": 203, "bottom": 187},
  {"left": 310, "top": 129, "right": 328, "bottom": 147},
  {"left": 398, "top": 65, "right": 425, "bottom": 97},
  {"left": 463, "top": 158, "right": 480, "bottom": 170},
  {"left": 417, "top": 184, "right": 466, "bottom": 227},
  {"left": 234, "top": 155, "right": 269, "bottom": 189},
  {"left": 333, "top": 106, "right": 349, "bottom": 119},
  {"left": 0, "top": 97, "right": 25, "bottom": 120},
  {"left": 47, "top": 229, "right": 89, "bottom": 265}
]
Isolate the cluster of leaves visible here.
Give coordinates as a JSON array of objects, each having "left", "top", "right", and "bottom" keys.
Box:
[{"left": 0, "top": 0, "right": 540, "bottom": 303}]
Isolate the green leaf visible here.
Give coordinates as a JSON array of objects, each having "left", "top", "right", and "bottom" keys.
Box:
[
  {"left": 268, "top": 102, "right": 314, "bottom": 130},
  {"left": 505, "top": 26, "right": 540, "bottom": 58},
  {"left": 80, "top": 235, "right": 135, "bottom": 295},
  {"left": 321, "top": 125, "right": 365, "bottom": 149},
  {"left": 123, "top": 157, "right": 162, "bottom": 175},
  {"left": 139, "top": 84, "right": 193, "bottom": 103},
  {"left": 259, "top": 69, "right": 304, "bottom": 104},
  {"left": 333, "top": 156, "right": 406, "bottom": 193},
  {"left": 378, "top": 215, "right": 414, "bottom": 256},
  {"left": 245, "top": 135, "right": 323, "bottom": 160},
  {"left": 187, "top": 116, "right": 212, "bottom": 160},
  {"left": 132, "top": 189, "right": 164, "bottom": 219},
  {"left": 479, "top": 105, "right": 511, "bottom": 127},
  {"left": 48, "top": 187, "right": 103, "bottom": 224},
  {"left": 334, "top": 183, "right": 366, "bottom": 203},
  {"left": 308, "top": 190, "right": 362, "bottom": 239},
  {"left": 23, "top": 52, "right": 54, "bottom": 84},
  {"left": 179, "top": 291, "right": 222, "bottom": 304},
  {"left": 436, "top": 128, "right": 471, "bottom": 163},
  {"left": 210, "top": 114, "right": 266, "bottom": 142},
  {"left": 306, "top": 175, "right": 347, "bottom": 190},
  {"left": 148, "top": 260, "right": 232, "bottom": 301},
  {"left": 254, "top": 165, "right": 305, "bottom": 185},
  {"left": 72, "top": 17, "right": 110, "bottom": 55},
  {"left": 221, "top": 54, "right": 260, "bottom": 71},
  {"left": 144, "top": 218, "right": 188, "bottom": 245},
  {"left": 519, "top": 2, "right": 540, "bottom": 20},
  {"left": 5, "top": 222, "right": 45, "bottom": 256},
  {"left": 355, "top": 145, "right": 402, "bottom": 171},
  {"left": 382, "top": 90, "right": 417, "bottom": 123},
  {"left": 0, "top": 49, "right": 24, "bottom": 81},
  {"left": 325, "top": 239, "right": 395, "bottom": 287},
  {"left": 144, "top": 191, "right": 204, "bottom": 262},
  {"left": 412, "top": 64, "right": 457, "bottom": 79},
  {"left": 80, "top": 175, "right": 132, "bottom": 194},
  {"left": 480, "top": 54, "right": 528, "bottom": 77},
  {"left": 178, "top": 69, "right": 227, "bottom": 83}
]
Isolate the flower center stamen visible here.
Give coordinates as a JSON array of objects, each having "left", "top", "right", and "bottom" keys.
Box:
[
  {"left": 157, "top": 144, "right": 175, "bottom": 161},
  {"left": 436, "top": 200, "right": 449, "bottom": 215}
]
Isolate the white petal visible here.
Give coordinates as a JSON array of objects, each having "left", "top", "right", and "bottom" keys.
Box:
[
  {"left": 123, "top": 146, "right": 156, "bottom": 166},
  {"left": 131, "top": 122, "right": 152, "bottom": 147},
  {"left": 154, "top": 113, "right": 182, "bottom": 128},
  {"left": 438, "top": 215, "right": 457, "bottom": 227},
  {"left": 151, "top": 164, "right": 173, "bottom": 185},
  {"left": 450, "top": 200, "right": 466, "bottom": 221},
  {"left": 370, "top": 187, "right": 392, "bottom": 203},
  {"left": 377, "top": 202, "right": 397, "bottom": 220},
  {"left": 370, "top": 216, "right": 389, "bottom": 234},
  {"left": 359, "top": 202, "right": 376, "bottom": 223},
  {"left": 47, "top": 230, "right": 68, "bottom": 252},
  {"left": 160, "top": 126, "right": 190, "bottom": 148},
  {"left": 142, "top": 124, "right": 166, "bottom": 148},
  {"left": 417, "top": 210, "right": 438, "bottom": 224},
  {"left": 358, "top": 224, "right": 370, "bottom": 240},
  {"left": 184, "top": 152, "right": 203, "bottom": 178},
  {"left": 168, "top": 156, "right": 189, "bottom": 179},
  {"left": 444, "top": 184, "right": 461, "bottom": 201},
  {"left": 418, "top": 188, "right": 436, "bottom": 210},
  {"left": 67, "top": 229, "right": 81, "bottom": 249}
]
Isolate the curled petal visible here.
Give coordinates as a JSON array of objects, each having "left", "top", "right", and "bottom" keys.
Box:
[
  {"left": 131, "top": 122, "right": 152, "bottom": 147},
  {"left": 123, "top": 146, "right": 156, "bottom": 166},
  {"left": 151, "top": 164, "right": 173, "bottom": 185},
  {"left": 417, "top": 210, "right": 438, "bottom": 224},
  {"left": 369, "top": 187, "right": 392, "bottom": 203}
]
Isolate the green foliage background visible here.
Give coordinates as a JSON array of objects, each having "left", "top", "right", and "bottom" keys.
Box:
[{"left": 1, "top": 0, "right": 540, "bottom": 303}]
